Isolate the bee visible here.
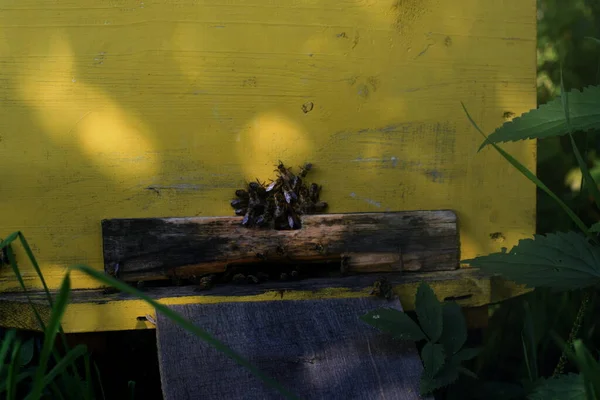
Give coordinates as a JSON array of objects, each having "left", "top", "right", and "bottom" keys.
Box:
[
  {"left": 257, "top": 272, "right": 270, "bottom": 282},
  {"left": 313, "top": 201, "right": 328, "bottom": 213},
  {"left": 298, "top": 162, "right": 313, "bottom": 178},
  {"left": 235, "top": 189, "right": 249, "bottom": 199},
  {"left": 232, "top": 273, "right": 247, "bottom": 284},
  {"left": 287, "top": 205, "right": 301, "bottom": 229},
  {"left": 231, "top": 198, "right": 247, "bottom": 209},
  {"left": 265, "top": 177, "right": 282, "bottom": 193},
  {"left": 197, "top": 274, "right": 216, "bottom": 290},
  {"left": 308, "top": 183, "right": 320, "bottom": 203},
  {"left": 234, "top": 208, "right": 247, "bottom": 216},
  {"left": 340, "top": 255, "right": 350, "bottom": 276},
  {"left": 247, "top": 275, "right": 260, "bottom": 284},
  {"left": 370, "top": 277, "right": 394, "bottom": 300}
]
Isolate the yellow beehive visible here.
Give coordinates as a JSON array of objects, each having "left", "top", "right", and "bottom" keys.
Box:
[{"left": 0, "top": 0, "right": 536, "bottom": 332}]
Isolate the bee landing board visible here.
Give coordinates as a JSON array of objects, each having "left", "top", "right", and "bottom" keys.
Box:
[{"left": 101, "top": 210, "right": 459, "bottom": 285}]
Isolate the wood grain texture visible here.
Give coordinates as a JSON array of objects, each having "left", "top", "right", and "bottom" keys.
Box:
[
  {"left": 0, "top": 269, "right": 530, "bottom": 332},
  {"left": 102, "top": 210, "right": 458, "bottom": 281},
  {"left": 0, "top": 0, "right": 536, "bottom": 332}
]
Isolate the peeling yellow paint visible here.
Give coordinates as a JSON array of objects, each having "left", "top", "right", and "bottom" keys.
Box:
[{"left": 0, "top": 0, "right": 536, "bottom": 332}]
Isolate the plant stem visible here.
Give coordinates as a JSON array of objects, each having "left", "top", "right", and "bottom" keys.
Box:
[{"left": 552, "top": 290, "right": 591, "bottom": 376}]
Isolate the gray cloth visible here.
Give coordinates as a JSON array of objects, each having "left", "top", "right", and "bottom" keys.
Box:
[{"left": 156, "top": 297, "right": 428, "bottom": 400}]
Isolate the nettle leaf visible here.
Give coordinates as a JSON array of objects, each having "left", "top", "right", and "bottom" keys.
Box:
[
  {"left": 528, "top": 374, "right": 586, "bottom": 400},
  {"left": 421, "top": 342, "right": 445, "bottom": 378},
  {"left": 439, "top": 302, "right": 467, "bottom": 355},
  {"left": 360, "top": 308, "right": 426, "bottom": 341},
  {"left": 480, "top": 86, "right": 600, "bottom": 149},
  {"left": 415, "top": 283, "right": 443, "bottom": 342},
  {"left": 463, "top": 231, "right": 600, "bottom": 290},
  {"left": 420, "top": 361, "right": 460, "bottom": 395}
]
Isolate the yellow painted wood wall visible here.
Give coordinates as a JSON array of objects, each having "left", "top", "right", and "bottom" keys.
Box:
[{"left": 0, "top": 0, "right": 536, "bottom": 330}]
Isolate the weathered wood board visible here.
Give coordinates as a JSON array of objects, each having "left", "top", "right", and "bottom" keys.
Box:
[
  {"left": 102, "top": 210, "right": 458, "bottom": 281},
  {"left": 0, "top": 0, "right": 536, "bottom": 332}
]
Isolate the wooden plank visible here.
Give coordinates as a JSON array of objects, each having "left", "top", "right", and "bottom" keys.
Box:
[
  {"left": 0, "top": 269, "right": 530, "bottom": 333},
  {"left": 156, "top": 298, "right": 427, "bottom": 399},
  {"left": 101, "top": 210, "right": 458, "bottom": 282}
]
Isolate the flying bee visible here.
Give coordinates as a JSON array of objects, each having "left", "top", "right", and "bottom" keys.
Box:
[{"left": 298, "top": 162, "right": 313, "bottom": 178}]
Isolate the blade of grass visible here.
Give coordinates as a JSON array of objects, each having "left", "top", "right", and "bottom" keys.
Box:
[
  {"left": 38, "top": 345, "right": 87, "bottom": 392},
  {"left": 7, "top": 340, "right": 22, "bottom": 400},
  {"left": 49, "top": 382, "right": 67, "bottom": 400},
  {"left": 83, "top": 352, "right": 93, "bottom": 400},
  {"left": 26, "top": 273, "right": 71, "bottom": 400},
  {"left": 0, "top": 371, "right": 34, "bottom": 394},
  {"left": 521, "top": 302, "right": 538, "bottom": 382},
  {"left": 3, "top": 232, "right": 84, "bottom": 392},
  {"left": 559, "top": 68, "right": 600, "bottom": 211},
  {"left": 17, "top": 233, "right": 53, "bottom": 307},
  {"left": 2, "top": 239, "right": 46, "bottom": 330},
  {"left": 552, "top": 334, "right": 600, "bottom": 399},
  {"left": 461, "top": 102, "right": 590, "bottom": 235},
  {"left": 0, "top": 330, "right": 17, "bottom": 378},
  {"left": 93, "top": 362, "right": 106, "bottom": 400},
  {"left": 73, "top": 265, "right": 301, "bottom": 400},
  {"left": 128, "top": 381, "right": 136, "bottom": 400}
]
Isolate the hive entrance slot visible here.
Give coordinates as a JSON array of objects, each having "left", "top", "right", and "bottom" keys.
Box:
[{"left": 101, "top": 210, "right": 459, "bottom": 292}]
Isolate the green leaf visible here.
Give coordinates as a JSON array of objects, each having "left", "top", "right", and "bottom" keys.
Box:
[
  {"left": 439, "top": 302, "right": 467, "bottom": 355},
  {"left": 18, "top": 338, "right": 34, "bottom": 367},
  {"left": 560, "top": 70, "right": 600, "bottom": 211},
  {"left": 462, "top": 231, "right": 600, "bottom": 290},
  {"left": 360, "top": 308, "right": 426, "bottom": 341},
  {"left": 572, "top": 340, "right": 600, "bottom": 399},
  {"left": 38, "top": 345, "right": 87, "bottom": 393},
  {"left": 0, "top": 330, "right": 16, "bottom": 378},
  {"left": 415, "top": 283, "right": 443, "bottom": 342},
  {"left": 420, "top": 362, "right": 459, "bottom": 394},
  {"left": 7, "top": 340, "right": 22, "bottom": 400},
  {"left": 480, "top": 86, "right": 600, "bottom": 149},
  {"left": 453, "top": 347, "right": 481, "bottom": 362},
  {"left": 461, "top": 103, "right": 589, "bottom": 235},
  {"left": 72, "top": 264, "right": 300, "bottom": 400},
  {"left": 26, "top": 273, "right": 71, "bottom": 400},
  {"left": 528, "top": 374, "right": 586, "bottom": 400},
  {"left": 590, "top": 222, "right": 600, "bottom": 233},
  {"left": 421, "top": 342, "right": 445, "bottom": 378}
]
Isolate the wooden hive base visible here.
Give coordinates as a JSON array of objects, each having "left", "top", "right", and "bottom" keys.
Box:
[{"left": 0, "top": 210, "right": 528, "bottom": 333}]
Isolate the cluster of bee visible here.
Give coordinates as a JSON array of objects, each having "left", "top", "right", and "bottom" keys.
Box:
[{"left": 230, "top": 161, "right": 327, "bottom": 229}]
